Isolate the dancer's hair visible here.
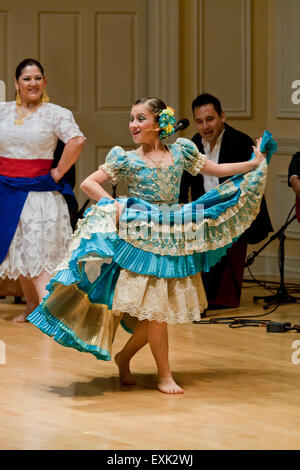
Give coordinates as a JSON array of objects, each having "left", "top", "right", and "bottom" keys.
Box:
[{"left": 133, "top": 97, "right": 167, "bottom": 122}]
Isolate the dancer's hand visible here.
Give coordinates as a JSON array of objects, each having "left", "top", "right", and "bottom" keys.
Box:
[
  {"left": 114, "top": 201, "right": 124, "bottom": 224},
  {"left": 252, "top": 137, "right": 266, "bottom": 167}
]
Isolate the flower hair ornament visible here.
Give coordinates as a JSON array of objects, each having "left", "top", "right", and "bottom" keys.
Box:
[{"left": 158, "top": 106, "right": 176, "bottom": 140}]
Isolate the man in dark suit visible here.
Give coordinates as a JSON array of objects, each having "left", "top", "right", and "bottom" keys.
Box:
[
  {"left": 288, "top": 152, "right": 300, "bottom": 197},
  {"left": 288, "top": 152, "right": 300, "bottom": 221},
  {"left": 179, "top": 93, "right": 273, "bottom": 310}
]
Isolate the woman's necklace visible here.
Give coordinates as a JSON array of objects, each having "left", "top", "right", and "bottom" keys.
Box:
[{"left": 14, "top": 104, "right": 40, "bottom": 125}]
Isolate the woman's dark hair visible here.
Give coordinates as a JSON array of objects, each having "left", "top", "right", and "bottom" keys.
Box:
[
  {"left": 15, "top": 58, "right": 45, "bottom": 80},
  {"left": 133, "top": 97, "right": 166, "bottom": 122}
]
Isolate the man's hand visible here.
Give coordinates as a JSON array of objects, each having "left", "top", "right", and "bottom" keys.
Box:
[{"left": 114, "top": 201, "right": 124, "bottom": 224}]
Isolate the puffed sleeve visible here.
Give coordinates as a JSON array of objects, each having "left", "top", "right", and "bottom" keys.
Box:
[
  {"left": 52, "top": 105, "right": 85, "bottom": 143},
  {"left": 98, "top": 146, "right": 128, "bottom": 184},
  {"left": 176, "top": 137, "right": 207, "bottom": 175}
]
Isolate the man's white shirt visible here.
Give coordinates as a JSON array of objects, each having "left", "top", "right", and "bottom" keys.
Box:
[{"left": 202, "top": 129, "right": 225, "bottom": 193}]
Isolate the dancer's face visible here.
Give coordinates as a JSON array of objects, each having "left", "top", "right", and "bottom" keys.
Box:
[
  {"left": 14, "top": 65, "right": 46, "bottom": 105},
  {"left": 129, "top": 103, "right": 160, "bottom": 145},
  {"left": 193, "top": 103, "right": 225, "bottom": 148}
]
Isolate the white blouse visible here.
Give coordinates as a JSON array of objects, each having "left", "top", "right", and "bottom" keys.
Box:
[{"left": 0, "top": 101, "right": 85, "bottom": 160}]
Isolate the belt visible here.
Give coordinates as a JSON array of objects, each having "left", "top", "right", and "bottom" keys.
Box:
[{"left": 0, "top": 156, "right": 53, "bottom": 177}]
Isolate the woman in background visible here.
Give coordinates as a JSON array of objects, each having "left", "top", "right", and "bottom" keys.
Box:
[{"left": 0, "top": 58, "right": 85, "bottom": 322}]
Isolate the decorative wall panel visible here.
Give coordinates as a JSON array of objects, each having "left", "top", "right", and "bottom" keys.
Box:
[
  {"left": 193, "top": 0, "right": 251, "bottom": 117},
  {"left": 96, "top": 13, "right": 135, "bottom": 111},
  {"left": 0, "top": 12, "right": 8, "bottom": 88},
  {"left": 38, "top": 12, "right": 79, "bottom": 110},
  {"left": 276, "top": 0, "right": 300, "bottom": 118}
]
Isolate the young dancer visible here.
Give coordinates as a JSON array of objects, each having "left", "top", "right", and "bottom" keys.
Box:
[{"left": 28, "top": 98, "right": 276, "bottom": 394}]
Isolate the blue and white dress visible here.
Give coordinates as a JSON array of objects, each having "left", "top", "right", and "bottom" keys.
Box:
[{"left": 28, "top": 132, "right": 277, "bottom": 361}]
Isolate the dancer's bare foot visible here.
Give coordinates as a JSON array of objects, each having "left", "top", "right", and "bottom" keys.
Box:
[
  {"left": 158, "top": 376, "right": 184, "bottom": 394},
  {"left": 12, "top": 312, "right": 29, "bottom": 323},
  {"left": 114, "top": 352, "right": 136, "bottom": 385},
  {"left": 12, "top": 301, "right": 37, "bottom": 323}
]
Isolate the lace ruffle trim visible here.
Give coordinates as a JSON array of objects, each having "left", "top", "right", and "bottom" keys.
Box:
[
  {"left": 112, "top": 302, "right": 207, "bottom": 324},
  {"left": 0, "top": 264, "right": 56, "bottom": 280},
  {"left": 119, "top": 163, "right": 267, "bottom": 255},
  {"left": 99, "top": 163, "right": 119, "bottom": 185},
  {"left": 54, "top": 160, "right": 267, "bottom": 267},
  {"left": 188, "top": 152, "right": 207, "bottom": 176}
]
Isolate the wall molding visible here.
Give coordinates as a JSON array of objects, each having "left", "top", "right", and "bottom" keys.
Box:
[
  {"left": 147, "top": 0, "right": 179, "bottom": 112},
  {"left": 0, "top": 11, "right": 9, "bottom": 92},
  {"left": 95, "top": 11, "right": 137, "bottom": 112},
  {"left": 276, "top": 0, "right": 300, "bottom": 118},
  {"left": 192, "top": 0, "right": 251, "bottom": 117},
  {"left": 275, "top": 137, "right": 300, "bottom": 156},
  {"left": 38, "top": 11, "right": 80, "bottom": 111},
  {"left": 244, "top": 253, "right": 300, "bottom": 281},
  {"left": 192, "top": 0, "right": 203, "bottom": 101}
]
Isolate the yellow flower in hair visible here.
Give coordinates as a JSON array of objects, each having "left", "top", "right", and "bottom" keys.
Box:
[
  {"left": 158, "top": 105, "right": 176, "bottom": 139},
  {"left": 165, "top": 106, "right": 175, "bottom": 116},
  {"left": 164, "top": 123, "right": 174, "bottom": 134}
]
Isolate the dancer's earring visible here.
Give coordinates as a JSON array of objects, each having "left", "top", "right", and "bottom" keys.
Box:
[
  {"left": 16, "top": 90, "right": 21, "bottom": 106},
  {"left": 42, "top": 89, "right": 50, "bottom": 103}
]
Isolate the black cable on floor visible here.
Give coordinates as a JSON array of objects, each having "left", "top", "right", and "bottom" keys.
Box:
[{"left": 194, "top": 303, "right": 281, "bottom": 328}]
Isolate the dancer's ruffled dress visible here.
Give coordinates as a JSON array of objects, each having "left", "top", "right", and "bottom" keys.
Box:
[{"left": 28, "top": 131, "right": 277, "bottom": 361}]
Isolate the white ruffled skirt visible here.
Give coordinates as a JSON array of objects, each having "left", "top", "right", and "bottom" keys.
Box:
[
  {"left": 112, "top": 269, "right": 207, "bottom": 324},
  {"left": 0, "top": 191, "right": 72, "bottom": 280}
]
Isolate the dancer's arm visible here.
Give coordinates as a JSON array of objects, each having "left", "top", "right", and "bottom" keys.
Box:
[
  {"left": 80, "top": 169, "right": 114, "bottom": 201},
  {"left": 202, "top": 138, "right": 265, "bottom": 178},
  {"left": 80, "top": 169, "right": 123, "bottom": 220}
]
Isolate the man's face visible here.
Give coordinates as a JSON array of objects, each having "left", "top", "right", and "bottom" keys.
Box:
[{"left": 193, "top": 103, "right": 225, "bottom": 148}]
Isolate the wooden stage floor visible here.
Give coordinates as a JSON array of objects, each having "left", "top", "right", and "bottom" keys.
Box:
[{"left": 1, "top": 278, "right": 300, "bottom": 450}]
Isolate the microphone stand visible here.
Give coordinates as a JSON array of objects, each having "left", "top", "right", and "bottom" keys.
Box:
[{"left": 246, "top": 210, "right": 299, "bottom": 309}]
